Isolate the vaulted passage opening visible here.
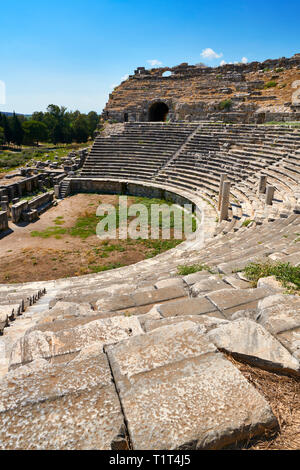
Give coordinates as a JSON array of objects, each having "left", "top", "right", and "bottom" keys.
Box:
[{"left": 148, "top": 102, "right": 169, "bottom": 122}]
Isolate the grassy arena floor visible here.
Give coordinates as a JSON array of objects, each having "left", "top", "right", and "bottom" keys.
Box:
[{"left": 0, "top": 193, "right": 195, "bottom": 283}]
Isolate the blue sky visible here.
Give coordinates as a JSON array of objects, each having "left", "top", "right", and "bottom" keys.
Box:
[{"left": 0, "top": 0, "right": 299, "bottom": 114}]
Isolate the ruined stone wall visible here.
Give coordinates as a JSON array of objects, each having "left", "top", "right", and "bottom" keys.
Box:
[
  {"left": 103, "top": 54, "right": 300, "bottom": 124},
  {"left": 0, "top": 211, "right": 8, "bottom": 233}
]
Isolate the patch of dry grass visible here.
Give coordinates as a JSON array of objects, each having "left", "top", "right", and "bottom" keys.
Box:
[{"left": 226, "top": 354, "right": 300, "bottom": 450}]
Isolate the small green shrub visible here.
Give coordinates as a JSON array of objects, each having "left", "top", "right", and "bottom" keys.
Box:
[
  {"left": 177, "top": 263, "right": 213, "bottom": 276},
  {"left": 243, "top": 261, "right": 300, "bottom": 291},
  {"left": 219, "top": 99, "right": 232, "bottom": 111}
]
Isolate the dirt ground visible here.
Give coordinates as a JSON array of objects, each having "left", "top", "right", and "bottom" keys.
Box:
[{"left": 0, "top": 193, "right": 177, "bottom": 283}]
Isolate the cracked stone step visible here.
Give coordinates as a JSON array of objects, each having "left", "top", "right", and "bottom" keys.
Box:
[
  {"left": 206, "top": 288, "right": 270, "bottom": 319},
  {"left": 9, "top": 315, "right": 144, "bottom": 368},
  {"left": 106, "top": 322, "right": 277, "bottom": 450},
  {"left": 0, "top": 344, "right": 125, "bottom": 450}
]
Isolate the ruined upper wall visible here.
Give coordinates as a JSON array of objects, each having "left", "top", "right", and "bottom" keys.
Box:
[{"left": 103, "top": 54, "right": 300, "bottom": 124}]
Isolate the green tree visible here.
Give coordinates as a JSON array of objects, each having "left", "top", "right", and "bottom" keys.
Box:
[
  {"left": 72, "top": 114, "right": 89, "bottom": 143},
  {"left": 0, "top": 114, "right": 12, "bottom": 144},
  {"left": 87, "top": 111, "right": 99, "bottom": 138},
  {"left": 22, "top": 120, "right": 48, "bottom": 145},
  {"left": 0, "top": 126, "right": 5, "bottom": 146},
  {"left": 11, "top": 112, "right": 24, "bottom": 146}
]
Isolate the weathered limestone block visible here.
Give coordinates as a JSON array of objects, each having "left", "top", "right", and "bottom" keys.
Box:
[
  {"left": 257, "top": 294, "right": 300, "bottom": 334},
  {"left": 206, "top": 288, "right": 270, "bottom": 319},
  {"left": 191, "top": 275, "right": 231, "bottom": 296},
  {"left": 10, "top": 316, "right": 144, "bottom": 367},
  {"left": 257, "top": 276, "right": 284, "bottom": 292},
  {"left": 96, "top": 285, "right": 187, "bottom": 313},
  {"left": 257, "top": 294, "right": 300, "bottom": 360},
  {"left": 0, "top": 347, "right": 125, "bottom": 450},
  {"left": 157, "top": 296, "right": 220, "bottom": 318},
  {"left": 106, "top": 323, "right": 277, "bottom": 450},
  {"left": 208, "top": 318, "right": 300, "bottom": 375},
  {"left": 182, "top": 270, "right": 212, "bottom": 286},
  {"left": 38, "top": 301, "right": 95, "bottom": 324},
  {"left": 154, "top": 278, "right": 185, "bottom": 290}
]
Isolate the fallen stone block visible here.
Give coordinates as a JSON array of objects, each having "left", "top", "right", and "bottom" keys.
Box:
[{"left": 208, "top": 318, "right": 300, "bottom": 375}]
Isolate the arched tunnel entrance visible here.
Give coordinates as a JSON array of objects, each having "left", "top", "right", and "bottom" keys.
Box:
[{"left": 148, "top": 102, "right": 169, "bottom": 122}]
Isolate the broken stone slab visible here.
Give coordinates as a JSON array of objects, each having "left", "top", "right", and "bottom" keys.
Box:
[
  {"left": 137, "top": 307, "right": 162, "bottom": 330},
  {"left": 257, "top": 276, "right": 284, "bottom": 293},
  {"left": 256, "top": 294, "right": 300, "bottom": 361},
  {"left": 106, "top": 324, "right": 277, "bottom": 450},
  {"left": 223, "top": 275, "right": 251, "bottom": 289},
  {"left": 157, "top": 296, "right": 221, "bottom": 318},
  {"left": 143, "top": 314, "right": 228, "bottom": 333},
  {"left": 257, "top": 294, "right": 300, "bottom": 334},
  {"left": 10, "top": 315, "right": 144, "bottom": 367},
  {"left": 191, "top": 275, "right": 231, "bottom": 296},
  {"left": 207, "top": 318, "right": 300, "bottom": 376},
  {"left": 206, "top": 288, "right": 270, "bottom": 319}
]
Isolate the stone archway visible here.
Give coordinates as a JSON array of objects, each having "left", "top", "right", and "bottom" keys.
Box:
[{"left": 148, "top": 102, "right": 169, "bottom": 122}]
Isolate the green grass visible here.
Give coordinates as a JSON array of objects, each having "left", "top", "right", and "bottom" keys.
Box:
[
  {"left": 31, "top": 226, "right": 67, "bottom": 239},
  {"left": 264, "top": 80, "right": 277, "bottom": 89},
  {"left": 243, "top": 261, "right": 300, "bottom": 292},
  {"left": 0, "top": 142, "right": 89, "bottom": 174},
  {"left": 138, "top": 238, "right": 182, "bottom": 258},
  {"left": 88, "top": 262, "right": 124, "bottom": 273},
  {"left": 242, "top": 219, "right": 255, "bottom": 227},
  {"left": 177, "top": 263, "right": 213, "bottom": 276}
]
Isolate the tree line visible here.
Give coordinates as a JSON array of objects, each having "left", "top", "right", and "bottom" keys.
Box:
[{"left": 0, "top": 105, "right": 100, "bottom": 147}]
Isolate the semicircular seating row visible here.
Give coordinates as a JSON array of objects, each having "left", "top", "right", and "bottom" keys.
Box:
[{"left": 80, "top": 122, "right": 300, "bottom": 235}]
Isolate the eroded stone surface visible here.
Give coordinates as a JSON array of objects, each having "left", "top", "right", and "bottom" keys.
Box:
[
  {"left": 0, "top": 344, "right": 125, "bottom": 450},
  {"left": 10, "top": 315, "right": 143, "bottom": 367},
  {"left": 143, "top": 314, "right": 228, "bottom": 333},
  {"left": 158, "top": 297, "right": 219, "bottom": 318},
  {"left": 106, "top": 322, "right": 277, "bottom": 449},
  {"left": 208, "top": 318, "right": 300, "bottom": 375}
]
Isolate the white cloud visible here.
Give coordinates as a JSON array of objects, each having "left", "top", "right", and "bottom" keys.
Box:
[
  {"left": 147, "top": 59, "right": 163, "bottom": 67},
  {"left": 200, "top": 48, "right": 223, "bottom": 60},
  {"left": 241, "top": 57, "right": 248, "bottom": 64},
  {"left": 109, "top": 84, "right": 118, "bottom": 90},
  {"left": 121, "top": 74, "right": 129, "bottom": 81},
  {"left": 220, "top": 60, "right": 226, "bottom": 66}
]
